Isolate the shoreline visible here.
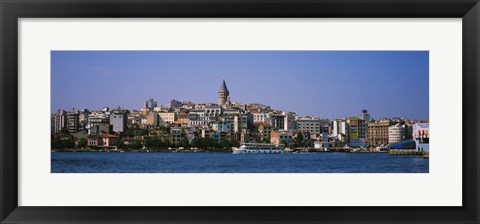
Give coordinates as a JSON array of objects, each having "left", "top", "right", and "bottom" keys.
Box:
[{"left": 51, "top": 149, "right": 388, "bottom": 154}]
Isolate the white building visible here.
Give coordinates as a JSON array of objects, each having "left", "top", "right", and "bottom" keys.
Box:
[
  {"left": 332, "top": 119, "right": 349, "bottom": 143},
  {"left": 109, "top": 111, "right": 127, "bottom": 133},
  {"left": 361, "top": 109, "right": 370, "bottom": 122},
  {"left": 158, "top": 112, "right": 177, "bottom": 126},
  {"left": 282, "top": 111, "right": 296, "bottom": 131},
  {"left": 389, "top": 123, "right": 406, "bottom": 144},
  {"left": 252, "top": 112, "right": 270, "bottom": 124},
  {"left": 412, "top": 123, "right": 429, "bottom": 152}
]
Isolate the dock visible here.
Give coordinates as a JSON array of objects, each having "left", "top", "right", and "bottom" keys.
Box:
[{"left": 388, "top": 149, "right": 428, "bottom": 158}]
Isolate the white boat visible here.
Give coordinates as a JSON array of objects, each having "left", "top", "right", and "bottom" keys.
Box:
[{"left": 232, "top": 143, "right": 285, "bottom": 154}]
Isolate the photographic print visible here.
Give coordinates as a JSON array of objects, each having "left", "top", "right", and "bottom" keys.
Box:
[{"left": 51, "top": 51, "right": 429, "bottom": 173}]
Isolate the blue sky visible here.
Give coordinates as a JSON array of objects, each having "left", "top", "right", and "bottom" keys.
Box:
[{"left": 51, "top": 51, "right": 429, "bottom": 120}]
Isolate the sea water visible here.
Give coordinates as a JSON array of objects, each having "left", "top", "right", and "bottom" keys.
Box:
[{"left": 51, "top": 152, "right": 429, "bottom": 173}]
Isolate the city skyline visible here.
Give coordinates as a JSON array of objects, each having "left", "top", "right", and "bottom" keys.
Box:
[{"left": 51, "top": 51, "right": 429, "bottom": 120}]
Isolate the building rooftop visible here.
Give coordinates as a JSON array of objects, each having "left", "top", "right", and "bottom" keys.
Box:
[{"left": 219, "top": 79, "right": 228, "bottom": 91}]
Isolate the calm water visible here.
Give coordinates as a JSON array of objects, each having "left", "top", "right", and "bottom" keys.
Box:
[{"left": 51, "top": 152, "right": 429, "bottom": 173}]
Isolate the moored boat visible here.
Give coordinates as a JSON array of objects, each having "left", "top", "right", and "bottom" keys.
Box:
[{"left": 232, "top": 143, "right": 285, "bottom": 154}]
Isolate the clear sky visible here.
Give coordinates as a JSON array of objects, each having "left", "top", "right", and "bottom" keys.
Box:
[{"left": 51, "top": 51, "right": 429, "bottom": 120}]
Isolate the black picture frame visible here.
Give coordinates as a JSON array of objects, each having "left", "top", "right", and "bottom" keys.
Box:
[{"left": 1, "top": 0, "right": 479, "bottom": 223}]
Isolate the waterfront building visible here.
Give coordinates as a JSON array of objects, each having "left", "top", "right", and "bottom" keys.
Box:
[
  {"left": 270, "top": 130, "right": 293, "bottom": 146},
  {"left": 78, "top": 109, "right": 90, "bottom": 130},
  {"left": 66, "top": 110, "right": 80, "bottom": 134},
  {"left": 389, "top": 123, "right": 406, "bottom": 144},
  {"left": 412, "top": 123, "right": 429, "bottom": 140},
  {"left": 332, "top": 119, "right": 349, "bottom": 143},
  {"left": 283, "top": 111, "right": 297, "bottom": 131},
  {"left": 367, "top": 119, "right": 393, "bottom": 147},
  {"left": 53, "top": 109, "right": 68, "bottom": 134},
  {"left": 239, "top": 128, "right": 252, "bottom": 144},
  {"left": 359, "top": 119, "right": 368, "bottom": 139},
  {"left": 296, "top": 117, "right": 322, "bottom": 135},
  {"left": 87, "top": 116, "right": 111, "bottom": 135},
  {"left": 110, "top": 111, "right": 128, "bottom": 133},
  {"left": 87, "top": 133, "right": 118, "bottom": 149},
  {"left": 348, "top": 117, "right": 368, "bottom": 147},
  {"left": 412, "top": 123, "right": 429, "bottom": 152},
  {"left": 348, "top": 117, "right": 360, "bottom": 139},
  {"left": 233, "top": 114, "right": 252, "bottom": 133},
  {"left": 257, "top": 124, "right": 273, "bottom": 142},
  {"left": 315, "top": 132, "right": 331, "bottom": 149},
  {"left": 218, "top": 80, "right": 231, "bottom": 107},
  {"left": 346, "top": 116, "right": 367, "bottom": 139},
  {"left": 121, "top": 136, "right": 143, "bottom": 147},
  {"left": 322, "top": 123, "right": 332, "bottom": 134},
  {"left": 404, "top": 124, "right": 413, "bottom": 140},
  {"left": 170, "top": 127, "right": 183, "bottom": 145}
]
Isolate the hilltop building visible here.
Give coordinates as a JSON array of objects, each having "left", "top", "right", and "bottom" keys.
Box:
[
  {"left": 218, "top": 80, "right": 231, "bottom": 107},
  {"left": 361, "top": 110, "right": 370, "bottom": 121}
]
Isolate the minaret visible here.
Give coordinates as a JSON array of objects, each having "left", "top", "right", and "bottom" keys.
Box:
[{"left": 218, "top": 80, "right": 230, "bottom": 106}]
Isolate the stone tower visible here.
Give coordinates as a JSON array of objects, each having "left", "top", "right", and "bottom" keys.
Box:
[{"left": 218, "top": 80, "right": 230, "bottom": 106}]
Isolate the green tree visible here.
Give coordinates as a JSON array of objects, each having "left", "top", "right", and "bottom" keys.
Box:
[
  {"left": 63, "top": 139, "right": 75, "bottom": 149},
  {"left": 204, "top": 138, "right": 218, "bottom": 149},
  {"left": 179, "top": 139, "right": 190, "bottom": 148},
  {"left": 145, "top": 138, "right": 162, "bottom": 149},
  {"left": 136, "top": 129, "right": 148, "bottom": 136},
  {"left": 191, "top": 138, "right": 201, "bottom": 148},
  {"left": 218, "top": 139, "right": 230, "bottom": 149},
  {"left": 78, "top": 138, "right": 88, "bottom": 149},
  {"left": 117, "top": 140, "right": 125, "bottom": 149},
  {"left": 296, "top": 132, "right": 304, "bottom": 142},
  {"left": 230, "top": 139, "right": 240, "bottom": 148},
  {"left": 280, "top": 140, "right": 289, "bottom": 148},
  {"left": 262, "top": 138, "right": 271, "bottom": 144},
  {"left": 125, "top": 129, "right": 134, "bottom": 137},
  {"left": 131, "top": 141, "right": 143, "bottom": 150}
]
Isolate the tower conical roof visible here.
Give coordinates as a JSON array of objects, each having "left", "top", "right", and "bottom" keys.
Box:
[{"left": 219, "top": 80, "right": 228, "bottom": 91}]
